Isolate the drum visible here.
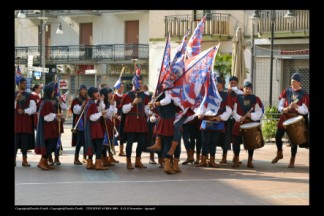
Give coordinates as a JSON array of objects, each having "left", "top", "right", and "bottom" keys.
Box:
[
  {"left": 283, "top": 115, "right": 308, "bottom": 145},
  {"left": 240, "top": 122, "right": 265, "bottom": 150}
]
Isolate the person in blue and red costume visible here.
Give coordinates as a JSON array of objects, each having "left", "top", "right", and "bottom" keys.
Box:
[
  {"left": 83, "top": 87, "right": 108, "bottom": 170},
  {"left": 100, "top": 87, "right": 119, "bottom": 167},
  {"left": 70, "top": 84, "right": 88, "bottom": 165},
  {"left": 113, "top": 82, "right": 126, "bottom": 156},
  {"left": 197, "top": 76, "right": 233, "bottom": 168},
  {"left": 148, "top": 82, "right": 182, "bottom": 174},
  {"left": 121, "top": 70, "right": 150, "bottom": 169},
  {"left": 232, "top": 81, "right": 264, "bottom": 168},
  {"left": 15, "top": 78, "right": 37, "bottom": 167},
  {"left": 35, "top": 83, "right": 62, "bottom": 170},
  {"left": 271, "top": 73, "right": 309, "bottom": 168},
  {"left": 47, "top": 86, "right": 68, "bottom": 166},
  {"left": 222, "top": 76, "right": 243, "bottom": 164}
]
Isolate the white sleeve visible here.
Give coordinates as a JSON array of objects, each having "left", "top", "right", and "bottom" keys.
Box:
[
  {"left": 97, "top": 100, "right": 105, "bottom": 112},
  {"left": 232, "top": 103, "right": 242, "bottom": 122},
  {"left": 90, "top": 112, "right": 102, "bottom": 122},
  {"left": 24, "top": 100, "right": 36, "bottom": 115},
  {"left": 160, "top": 92, "right": 172, "bottom": 106},
  {"left": 44, "top": 113, "right": 56, "bottom": 122},
  {"left": 106, "top": 105, "right": 115, "bottom": 119},
  {"left": 144, "top": 105, "right": 150, "bottom": 116},
  {"left": 233, "top": 88, "right": 243, "bottom": 95},
  {"left": 59, "top": 102, "right": 68, "bottom": 110},
  {"left": 250, "top": 103, "right": 263, "bottom": 121},
  {"left": 297, "top": 103, "right": 309, "bottom": 115},
  {"left": 278, "top": 98, "right": 285, "bottom": 113},
  {"left": 220, "top": 105, "right": 232, "bottom": 121},
  {"left": 73, "top": 104, "right": 82, "bottom": 115},
  {"left": 122, "top": 103, "right": 133, "bottom": 114}
]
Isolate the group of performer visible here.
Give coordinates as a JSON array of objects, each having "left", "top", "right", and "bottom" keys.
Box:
[{"left": 14, "top": 72, "right": 309, "bottom": 173}]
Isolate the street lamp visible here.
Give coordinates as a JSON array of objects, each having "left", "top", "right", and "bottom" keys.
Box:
[
  {"left": 39, "top": 11, "right": 64, "bottom": 85},
  {"left": 250, "top": 10, "right": 296, "bottom": 107}
]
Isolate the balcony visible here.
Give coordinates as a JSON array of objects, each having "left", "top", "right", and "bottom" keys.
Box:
[
  {"left": 15, "top": 44, "right": 149, "bottom": 64},
  {"left": 164, "top": 13, "right": 230, "bottom": 38},
  {"left": 258, "top": 10, "right": 309, "bottom": 37}
]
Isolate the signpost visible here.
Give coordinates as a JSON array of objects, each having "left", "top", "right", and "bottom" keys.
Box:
[{"left": 28, "top": 66, "right": 49, "bottom": 73}]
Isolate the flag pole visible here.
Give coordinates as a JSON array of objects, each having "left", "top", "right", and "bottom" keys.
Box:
[
  {"left": 56, "top": 72, "right": 62, "bottom": 155},
  {"left": 154, "top": 32, "right": 170, "bottom": 98}
]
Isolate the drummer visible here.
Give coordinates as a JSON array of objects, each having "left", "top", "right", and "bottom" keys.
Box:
[
  {"left": 232, "top": 81, "right": 264, "bottom": 168},
  {"left": 271, "top": 73, "right": 309, "bottom": 168}
]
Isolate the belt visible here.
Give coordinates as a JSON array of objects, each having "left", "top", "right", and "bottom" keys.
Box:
[
  {"left": 286, "top": 113, "right": 298, "bottom": 117},
  {"left": 127, "top": 113, "right": 145, "bottom": 117}
]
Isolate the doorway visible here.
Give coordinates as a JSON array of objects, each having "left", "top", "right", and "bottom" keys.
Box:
[{"left": 125, "top": 21, "right": 139, "bottom": 59}]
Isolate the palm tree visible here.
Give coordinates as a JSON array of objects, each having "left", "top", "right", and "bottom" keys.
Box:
[{"left": 214, "top": 52, "right": 232, "bottom": 79}]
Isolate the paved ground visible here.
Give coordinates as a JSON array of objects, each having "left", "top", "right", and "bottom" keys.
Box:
[{"left": 15, "top": 123, "right": 309, "bottom": 206}]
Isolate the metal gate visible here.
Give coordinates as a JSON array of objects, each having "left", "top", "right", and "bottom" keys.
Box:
[{"left": 282, "top": 59, "right": 309, "bottom": 93}]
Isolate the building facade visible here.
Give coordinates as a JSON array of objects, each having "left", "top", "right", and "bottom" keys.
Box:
[{"left": 15, "top": 10, "right": 309, "bottom": 110}]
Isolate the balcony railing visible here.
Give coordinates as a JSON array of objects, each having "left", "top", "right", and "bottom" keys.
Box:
[
  {"left": 165, "top": 13, "right": 230, "bottom": 38},
  {"left": 258, "top": 10, "right": 309, "bottom": 34},
  {"left": 15, "top": 44, "right": 149, "bottom": 64}
]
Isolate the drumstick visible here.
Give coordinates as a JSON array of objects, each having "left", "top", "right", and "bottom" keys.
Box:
[{"left": 240, "top": 107, "right": 254, "bottom": 124}]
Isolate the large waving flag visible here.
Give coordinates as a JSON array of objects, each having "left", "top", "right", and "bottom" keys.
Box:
[
  {"left": 155, "top": 33, "right": 171, "bottom": 97},
  {"left": 15, "top": 65, "right": 22, "bottom": 85},
  {"left": 135, "top": 64, "right": 141, "bottom": 77},
  {"left": 169, "top": 29, "right": 191, "bottom": 82},
  {"left": 114, "top": 78, "right": 122, "bottom": 89},
  {"left": 60, "top": 91, "right": 69, "bottom": 103},
  {"left": 114, "top": 65, "right": 126, "bottom": 90},
  {"left": 54, "top": 74, "right": 60, "bottom": 97},
  {"left": 185, "top": 15, "right": 207, "bottom": 59},
  {"left": 132, "top": 74, "right": 141, "bottom": 90},
  {"left": 170, "top": 44, "right": 221, "bottom": 122}
]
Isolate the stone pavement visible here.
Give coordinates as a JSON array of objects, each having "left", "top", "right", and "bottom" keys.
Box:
[{"left": 15, "top": 123, "right": 309, "bottom": 206}]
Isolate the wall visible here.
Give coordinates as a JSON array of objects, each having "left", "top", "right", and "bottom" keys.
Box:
[
  {"left": 15, "top": 19, "right": 39, "bottom": 46},
  {"left": 149, "top": 10, "right": 192, "bottom": 39}
]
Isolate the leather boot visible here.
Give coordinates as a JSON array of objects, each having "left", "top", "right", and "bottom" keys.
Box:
[
  {"left": 209, "top": 156, "right": 219, "bottom": 168},
  {"left": 288, "top": 156, "right": 295, "bottom": 168},
  {"left": 167, "top": 141, "right": 178, "bottom": 156},
  {"left": 95, "top": 159, "right": 109, "bottom": 170},
  {"left": 126, "top": 157, "right": 134, "bottom": 169},
  {"left": 195, "top": 155, "right": 207, "bottom": 167},
  {"left": 220, "top": 154, "right": 227, "bottom": 164},
  {"left": 271, "top": 150, "right": 283, "bottom": 164},
  {"left": 22, "top": 156, "right": 30, "bottom": 167},
  {"left": 182, "top": 149, "right": 194, "bottom": 165},
  {"left": 54, "top": 155, "right": 61, "bottom": 165},
  {"left": 232, "top": 156, "right": 240, "bottom": 168},
  {"left": 44, "top": 159, "right": 55, "bottom": 169},
  {"left": 101, "top": 156, "right": 109, "bottom": 167},
  {"left": 169, "top": 156, "right": 174, "bottom": 168},
  {"left": 48, "top": 155, "right": 54, "bottom": 166},
  {"left": 247, "top": 156, "right": 254, "bottom": 168},
  {"left": 74, "top": 154, "right": 82, "bottom": 165},
  {"left": 158, "top": 157, "right": 164, "bottom": 168},
  {"left": 232, "top": 155, "right": 242, "bottom": 164},
  {"left": 82, "top": 153, "right": 87, "bottom": 163},
  {"left": 147, "top": 137, "right": 162, "bottom": 151},
  {"left": 149, "top": 153, "right": 157, "bottom": 164},
  {"left": 119, "top": 144, "right": 126, "bottom": 156},
  {"left": 37, "top": 158, "right": 49, "bottom": 170},
  {"left": 164, "top": 158, "right": 176, "bottom": 174},
  {"left": 86, "top": 159, "right": 95, "bottom": 169},
  {"left": 109, "top": 153, "right": 119, "bottom": 163},
  {"left": 173, "top": 158, "right": 182, "bottom": 173},
  {"left": 135, "top": 157, "right": 147, "bottom": 168},
  {"left": 194, "top": 152, "right": 200, "bottom": 164}
]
